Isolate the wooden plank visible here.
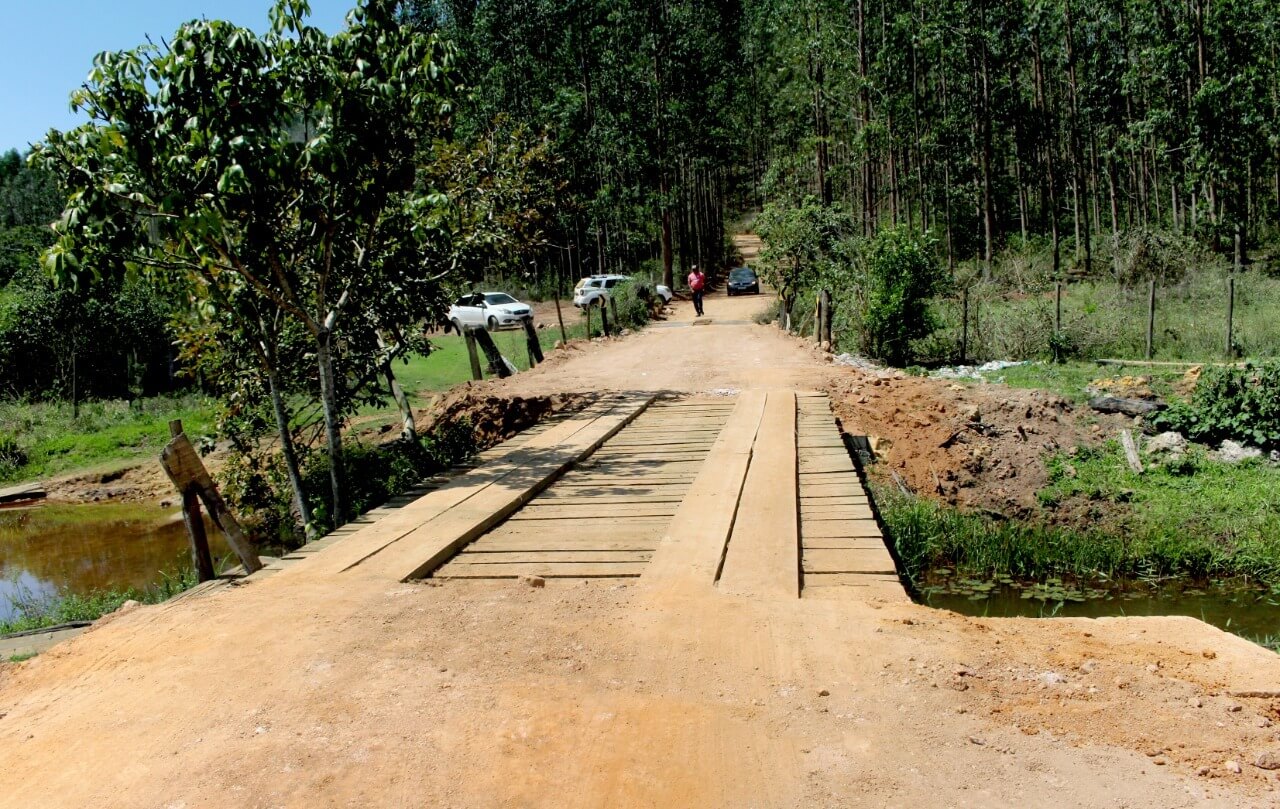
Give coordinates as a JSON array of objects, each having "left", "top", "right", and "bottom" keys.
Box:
[
  {"left": 801, "top": 505, "right": 876, "bottom": 520},
  {"left": 290, "top": 395, "right": 652, "bottom": 579},
  {"left": 798, "top": 458, "right": 856, "bottom": 474},
  {"left": 448, "top": 550, "right": 651, "bottom": 564},
  {"left": 799, "top": 484, "right": 869, "bottom": 498},
  {"left": 437, "top": 562, "right": 646, "bottom": 579},
  {"left": 159, "top": 432, "right": 261, "bottom": 574},
  {"left": 643, "top": 391, "right": 767, "bottom": 590},
  {"left": 802, "top": 573, "right": 909, "bottom": 602},
  {"left": 508, "top": 504, "right": 679, "bottom": 519},
  {"left": 717, "top": 392, "right": 800, "bottom": 599},
  {"left": 532, "top": 494, "right": 686, "bottom": 505},
  {"left": 802, "top": 547, "right": 897, "bottom": 574},
  {"left": 0, "top": 483, "right": 46, "bottom": 505},
  {"left": 465, "top": 539, "right": 659, "bottom": 552},
  {"left": 801, "top": 519, "right": 882, "bottom": 538},
  {"left": 802, "top": 536, "right": 890, "bottom": 550}
]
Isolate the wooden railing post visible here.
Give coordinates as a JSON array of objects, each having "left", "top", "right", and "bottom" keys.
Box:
[
  {"left": 522, "top": 316, "right": 544, "bottom": 367},
  {"left": 169, "top": 419, "right": 215, "bottom": 582},
  {"left": 470, "top": 326, "right": 515, "bottom": 378},
  {"left": 599, "top": 300, "right": 611, "bottom": 337},
  {"left": 1146, "top": 279, "right": 1156, "bottom": 360},
  {"left": 463, "top": 329, "right": 483, "bottom": 380},
  {"left": 1225, "top": 275, "right": 1235, "bottom": 359}
]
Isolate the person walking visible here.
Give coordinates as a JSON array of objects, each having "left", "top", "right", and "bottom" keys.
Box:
[{"left": 687, "top": 264, "right": 706, "bottom": 317}]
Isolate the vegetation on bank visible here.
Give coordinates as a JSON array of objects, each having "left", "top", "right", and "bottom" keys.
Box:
[
  {"left": 875, "top": 438, "right": 1280, "bottom": 588},
  {"left": 0, "top": 567, "right": 199, "bottom": 637}
]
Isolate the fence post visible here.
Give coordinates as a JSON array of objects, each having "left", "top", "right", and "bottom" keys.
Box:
[
  {"left": 599, "top": 301, "right": 611, "bottom": 337},
  {"left": 463, "top": 329, "right": 483, "bottom": 380},
  {"left": 471, "top": 326, "right": 515, "bottom": 378},
  {"left": 1146, "top": 279, "right": 1156, "bottom": 360},
  {"left": 553, "top": 291, "right": 568, "bottom": 347},
  {"left": 814, "top": 291, "right": 823, "bottom": 342},
  {"left": 169, "top": 419, "right": 215, "bottom": 583},
  {"left": 820, "top": 289, "right": 833, "bottom": 347},
  {"left": 960, "top": 288, "right": 969, "bottom": 364},
  {"left": 584, "top": 300, "right": 593, "bottom": 338},
  {"left": 609, "top": 296, "right": 620, "bottom": 332},
  {"left": 1225, "top": 274, "right": 1235, "bottom": 359},
  {"left": 521, "top": 316, "right": 544, "bottom": 367}
]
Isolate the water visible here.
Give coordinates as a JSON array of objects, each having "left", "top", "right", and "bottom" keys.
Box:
[
  {"left": 921, "top": 573, "right": 1280, "bottom": 647},
  {"left": 0, "top": 504, "right": 229, "bottom": 623}
]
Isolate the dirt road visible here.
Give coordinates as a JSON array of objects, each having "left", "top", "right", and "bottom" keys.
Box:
[{"left": 2, "top": 254, "right": 1280, "bottom": 807}]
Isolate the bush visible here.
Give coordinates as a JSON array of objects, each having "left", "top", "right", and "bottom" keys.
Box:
[
  {"left": 0, "top": 430, "right": 26, "bottom": 478},
  {"left": 610, "top": 279, "right": 655, "bottom": 331},
  {"left": 1150, "top": 361, "right": 1280, "bottom": 449},
  {"left": 854, "top": 227, "right": 948, "bottom": 366}
]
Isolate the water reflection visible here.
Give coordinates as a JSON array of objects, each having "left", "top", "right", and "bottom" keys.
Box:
[
  {"left": 922, "top": 575, "right": 1280, "bottom": 647},
  {"left": 0, "top": 504, "right": 230, "bottom": 623}
]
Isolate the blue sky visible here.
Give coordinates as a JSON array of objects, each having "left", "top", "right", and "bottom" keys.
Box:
[{"left": 0, "top": 1, "right": 354, "bottom": 153}]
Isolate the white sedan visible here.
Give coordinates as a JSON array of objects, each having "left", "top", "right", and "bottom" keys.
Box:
[{"left": 447, "top": 292, "right": 533, "bottom": 331}]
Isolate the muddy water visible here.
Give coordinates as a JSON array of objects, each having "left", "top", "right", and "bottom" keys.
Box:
[
  {"left": 0, "top": 504, "right": 229, "bottom": 623},
  {"left": 922, "top": 576, "right": 1280, "bottom": 647}
]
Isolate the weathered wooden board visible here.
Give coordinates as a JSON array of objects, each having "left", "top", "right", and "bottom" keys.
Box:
[
  {"left": 718, "top": 392, "right": 799, "bottom": 599},
  {"left": 802, "top": 548, "right": 897, "bottom": 574}
]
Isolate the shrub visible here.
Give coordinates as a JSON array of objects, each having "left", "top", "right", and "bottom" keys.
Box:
[
  {"left": 1149, "top": 361, "right": 1280, "bottom": 449},
  {"left": 0, "top": 431, "right": 26, "bottom": 479},
  {"left": 854, "top": 227, "right": 948, "bottom": 366},
  {"left": 610, "top": 279, "right": 655, "bottom": 331}
]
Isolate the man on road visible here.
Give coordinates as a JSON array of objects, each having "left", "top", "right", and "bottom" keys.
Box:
[{"left": 687, "top": 264, "right": 706, "bottom": 317}]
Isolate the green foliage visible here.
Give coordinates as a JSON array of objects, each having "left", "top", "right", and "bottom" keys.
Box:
[
  {"left": 0, "top": 394, "right": 214, "bottom": 484},
  {"left": 755, "top": 197, "right": 851, "bottom": 310},
  {"left": 878, "top": 454, "right": 1280, "bottom": 587},
  {"left": 1150, "top": 362, "right": 1280, "bottom": 449},
  {"left": 854, "top": 228, "right": 948, "bottom": 366},
  {"left": 0, "top": 567, "right": 199, "bottom": 636},
  {"left": 0, "top": 431, "right": 25, "bottom": 479},
  {"left": 609, "top": 280, "right": 655, "bottom": 331}
]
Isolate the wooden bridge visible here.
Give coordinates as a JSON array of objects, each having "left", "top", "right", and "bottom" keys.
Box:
[{"left": 267, "top": 390, "right": 906, "bottom": 603}]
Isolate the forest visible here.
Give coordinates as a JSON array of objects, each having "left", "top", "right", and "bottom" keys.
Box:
[{"left": 2, "top": 0, "right": 1278, "bottom": 539}]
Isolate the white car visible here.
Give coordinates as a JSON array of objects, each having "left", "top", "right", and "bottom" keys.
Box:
[
  {"left": 572, "top": 274, "right": 673, "bottom": 308},
  {"left": 447, "top": 292, "right": 532, "bottom": 331}
]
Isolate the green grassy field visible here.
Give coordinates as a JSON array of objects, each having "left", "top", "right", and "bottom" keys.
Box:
[
  {"left": 0, "top": 317, "right": 592, "bottom": 485},
  {"left": 968, "top": 360, "right": 1190, "bottom": 404}
]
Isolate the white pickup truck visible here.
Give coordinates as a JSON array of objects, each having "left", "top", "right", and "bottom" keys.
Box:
[{"left": 572, "top": 274, "right": 673, "bottom": 308}]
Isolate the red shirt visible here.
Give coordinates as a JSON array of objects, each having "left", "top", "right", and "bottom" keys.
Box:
[{"left": 688, "top": 270, "right": 705, "bottom": 292}]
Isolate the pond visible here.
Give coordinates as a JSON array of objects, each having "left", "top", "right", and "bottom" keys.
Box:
[
  {"left": 921, "top": 572, "right": 1280, "bottom": 649},
  {"left": 0, "top": 503, "right": 229, "bottom": 624}
]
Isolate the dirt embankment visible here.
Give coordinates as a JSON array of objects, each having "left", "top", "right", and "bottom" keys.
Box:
[{"left": 827, "top": 370, "right": 1125, "bottom": 516}]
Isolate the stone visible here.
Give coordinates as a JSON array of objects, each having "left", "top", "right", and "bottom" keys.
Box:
[
  {"left": 1144, "top": 432, "right": 1187, "bottom": 458},
  {"left": 1226, "top": 760, "right": 1243, "bottom": 774},
  {"left": 1040, "top": 671, "right": 1067, "bottom": 686},
  {"left": 962, "top": 404, "right": 982, "bottom": 424},
  {"left": 1189, "top": 697, "right": 1203, "bottom": 709},
  {"left": 817, "top": 689, "right": 830, "bottom": 697},
  {"left": 1216, "top": 440, "right": 1263, "bottom": 464},
  {"left": 1255, "top": 751, "right": 1280, "bottom": 771},
  {"left": 519, "top": 575, "right": 546, "bottom": 589},
  {"left": 968, "top": 736, "right": 986, "bottom": 746}
]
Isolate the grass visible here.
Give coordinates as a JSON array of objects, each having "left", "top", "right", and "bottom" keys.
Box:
[
  {"left": 0, "top": 314, "right": 599, "bottom": 484},
  {"left": 920, "top": 272, "right": 1280, "bottom": 365},
  {"left": 0, "top": 393, "right": 217, "bottom": 484},
  {"left": 7, "top": 652, "right": 35, "bottom": 663},
  {"left": 873, "top": 437, "right": 1280, "bottom": 587},
  {"left": 0, "top": 567, "right": 199, "bottom": 637},
  {"left": 973, "top": 360, "right": 1190, "bottom": 404}
]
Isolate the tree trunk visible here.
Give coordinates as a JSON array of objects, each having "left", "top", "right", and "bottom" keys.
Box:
[
  {"left": 314, "top": 329, "right": 346, "bottom": 526},
  {"left": 266, "top": 366, "right": 315, "bottom": 539}
]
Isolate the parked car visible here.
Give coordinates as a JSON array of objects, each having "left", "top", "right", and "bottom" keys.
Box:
[
  {"left": 447, "top": 292, "right": 532, "bottom": 331},
  {"left": 726, "top": 266, "right": 760, "bottom": 296},
  {"left": 572, "top": 274, "right": 673, "bottom": 308}
]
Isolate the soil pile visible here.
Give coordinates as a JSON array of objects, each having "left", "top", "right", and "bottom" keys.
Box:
[{"left": 827, "top": 371, "right": 1126, "bottom": 516}]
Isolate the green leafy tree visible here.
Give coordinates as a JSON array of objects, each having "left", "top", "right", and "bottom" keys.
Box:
[
  {"left": 36, "top": 0, "right": 462, "bottom": 528},
  {"left": 755, "top": 196, "right": 851, "bottom": 324},
  {"left": 853, "top": 227, "right": 948, "bottom": 366}
]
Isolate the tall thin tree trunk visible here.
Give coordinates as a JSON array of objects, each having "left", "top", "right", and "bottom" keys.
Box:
[{"left": 315, "top": 329, "right": 345, "bottom": 526}]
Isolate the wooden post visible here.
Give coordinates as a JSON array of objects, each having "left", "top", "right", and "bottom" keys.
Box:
[
  {"left": 521, "top": 316, "right": 544, "bottom": 366},
  {"left": 821, "top": 289, "right": 833, "bottom": 346},
  {"left": 169, "top": 420, "right": 215, "bottom": 583},
  {"left": 1055, "top": 282, "right": 1063, "bottom": 336},
  {"left": 960, "top": 288, "right": 969, "bottom": 364},
  {"left": 599, "top": 301, "right": 611, "bottom": 337},
  {"left": 471, "top": 327, "right": 515, "bottom": 378},
  {"left": 609, "top": 296, "right": 620, "bottom": 332},
  {"left": 1146, "top": 279, "right": 1156, "bottom": 360},
  {"left": 463, "top": 329, "right": 483, "bottom": 380},
  {"left": 1225, "top": 275, "right": 1235, "bottom": 358},
  {"left": 814, "top": 291, "right": 823, "bottom": 342},
  {"left": 584, "top": 300, "right": 593, "bottom": 338},
  {"left": 553, "top": 291, "right": 568, "bottom": 347},
  {"left": 159, "top": 432, "right": 261, "bottom": 575}
]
